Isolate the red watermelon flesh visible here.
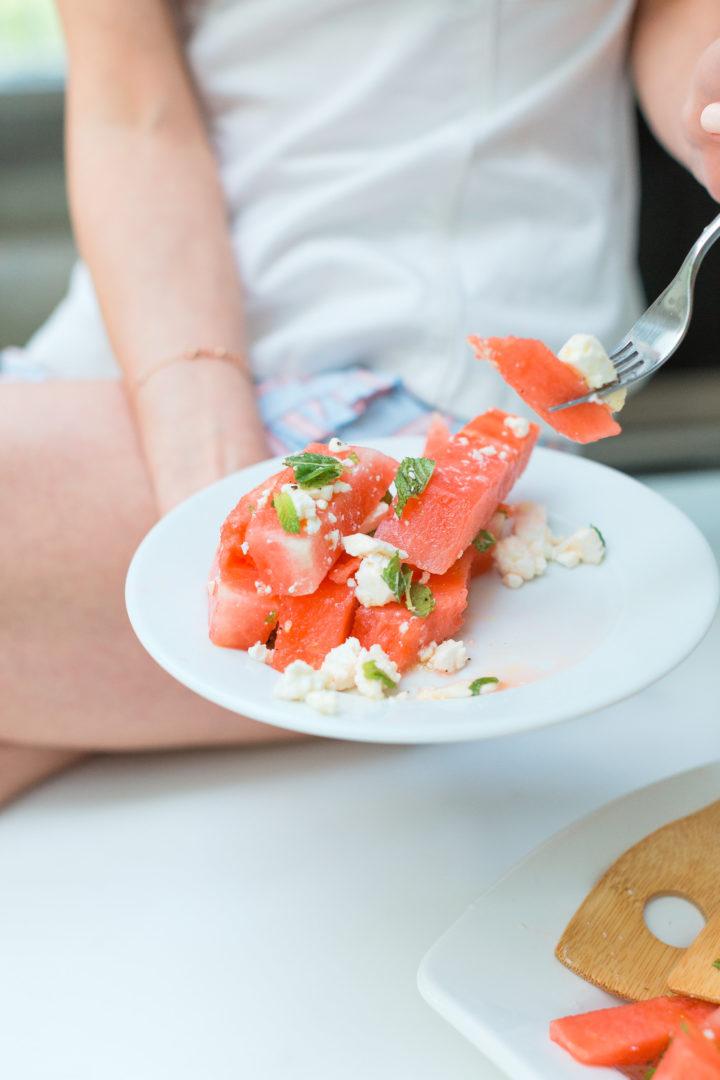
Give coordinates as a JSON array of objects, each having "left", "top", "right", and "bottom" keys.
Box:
[
  {"left": 652, "top": 1020, "right": 720, "bottom": 1079},
  {"left": 375, "top": 409, "right": 539, "bottom": 575},
  {"left": 244, "top": 442, "right": 398, "bottom": 596},
  {"left": 271, "top": 579, "right": 359, "bottom": 672},
  {"left": 423, "top": 414, "right": 452, "bottom": 457},
  {"left": 215, "top": 473, "right": 286, "bottom": 572},
  {"left": 352, "top": 551, "right": 473, "bottom": 672},
  {"left": 469, "top": 334, "right": 621, "bottom": 443},
  {"left": 549, "top": 995, "right": 718, "bottom": 1067},
  {"left": 208, "top": 560, "right": 279, "bottom": 649}
]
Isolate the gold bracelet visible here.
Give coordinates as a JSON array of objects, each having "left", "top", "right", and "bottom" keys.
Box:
[{"left": 131, "top": 347, "right": 252, "bottom": 393}]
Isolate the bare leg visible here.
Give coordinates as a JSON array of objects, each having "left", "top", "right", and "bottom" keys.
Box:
[
  {"left": 0, "top": 744, "right": 86, "bottom": 808},
  {"left": 0, "top": 381, "right": 304, "bottom": 752}
]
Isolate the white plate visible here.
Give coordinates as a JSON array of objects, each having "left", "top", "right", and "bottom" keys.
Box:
[
  {"left": 125, "top": 439, "right": 718, "bottom": 744},
  {"left": 418, "top": 762, "right": 720, "bottom": 1080}
]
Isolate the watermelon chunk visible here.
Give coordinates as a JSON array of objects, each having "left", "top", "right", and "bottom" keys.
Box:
[
  {"left": 245, "top": 442, "right": 398, "bottom": 596},
  {"left": 469, "top": 335, "right": 621, "bottom": 443},
  {"left": 215, "top": 474, "right": 284, "bottom": 572},
  {"left": 208, "top": 560, "right": 279, "bottom": 649},
  {"left": 652, "top": 1020, "right": 720, "bottom": 1078},
  {"left": 423, "top": 414, "right": 452, "bottom": 458},
  {"left": 549, "top": 995, "right": 718, "bottom": 1067},
  {"left": 271, "top": 579, "right": 359, "bottom": 671},
  {"left": 375, "top": 409, "right": 539, "bottom": 575},
  {"left": 352, "top": 551, "right": 473, "bottom": 672}
]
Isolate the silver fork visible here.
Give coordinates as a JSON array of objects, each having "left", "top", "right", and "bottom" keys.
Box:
[{"left": 549, "top": 210, "right": 720, "bottom": 411}]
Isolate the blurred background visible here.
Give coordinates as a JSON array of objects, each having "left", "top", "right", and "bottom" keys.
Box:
[{"left": 1, "top": 0, "right": 719, "bottom": 473}]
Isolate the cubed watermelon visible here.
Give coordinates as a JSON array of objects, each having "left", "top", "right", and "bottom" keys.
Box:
[
  {"left": 652, "top": 1020, "right": 720, "bottom": 1078},
  {"left": 245, "top": 442, "right": 398, "bottom": 596},
  {"left": 271, "top": 579, "right": 359, "bottom": 671},
  {"left": 208, "top": 560, "right": 279, "bottom": 649},
  {"left": 352, "top": 551, "right": 474, "bottom": 671}
]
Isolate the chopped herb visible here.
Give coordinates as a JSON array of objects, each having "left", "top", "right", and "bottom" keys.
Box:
[
  {"left": 469, "top": 676, "right": 499, "bottom": 696},
  {"left": 382, "top": 551, "right": 413, "bottom": 603},
  {"left": 381, "top": 553, "right": 436, "bottom": 617},
  {"left": 680, "top": 1021, "right": 690, "bottom": 1034},
  {"left": 407, "top": 582, "right": 435, "bottom": 617},
  {"left": 272, "top": 491, "right": 301, "bottom": 534},
  {"left": 265, "top": 610, "right": 278, "bottom": 624},
  {"left": 394, "top": 456, "right": 435, "bottom": 517},
  {"left": 496, "top": 506, "right": 509, "bottom": 517},
  {"left": 590, "top": 523, "right": 606, "bottom": 547},
  {"left": 362, "top": 659, "right": 396, "bottom": 691},
  {"left": 643, "top": 1069, "right": 655, "bottom": 1080},
  {"left": 283, "top": 451, "right": 346, "bottom": 489},
  {"left": 713, "top": 959, "right": 720, "bottom": 971},
  {"left": 348, "top": 451, "right": 359, "bottom": 464},
  {"left": 248, "top": 504, "right": 254, "bottom": 515},
  {"left": 380, "top": 490, "right": 393, "bottom": 505},
  {"left": 472, "top": 529, "right": 496, "bottom": 553}
]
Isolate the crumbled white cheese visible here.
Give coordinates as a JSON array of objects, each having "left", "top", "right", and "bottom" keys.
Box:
[
  {"left": 493, "top": 503, "right": 606, "bottom": 587},
  {"left": 553, "top": 526, "right": 605, "bottom": 567},
  {"left": 418, "top": 642, "right": 437, "bottom": 663},
  {"left": 332, "top": 481, "right": 352, "bottom": 494},
  {"left": 303, "top": 484, "right": 335, "bottom": 503},
  {"left": 274, "top": 661, "right": 327, "bottom": 701},
  {"left": 456, "top": 436, "right": 469, "bottom": 446},
  {"left": 247, "top": 642, "right": 271, "bottom": 664},
  {"left": 305, "top": 690, "right": 339, "bottom": 715},
  {"left": 327, "top": 512, "right": 337, "bottom": 524},
  {"left": 503, "top": 414, "right": 530, "bottom": 438},
  {"left": 424, "top": 639, "right": 468, "bottom": 674},
  {"left": 325, "top": 530, "right": 340, "bottom": 549},
  {"left": 328, "top": 437, "right": 351, "bottom": 453},
  {"left": 354, "top": 644, "right": 401, "bottom": 699},
  {"left": 306, "top": 518, "right": 321, "bottom": 535},
  {"left": 346, "top": 577, "right": 356, "bottom": 588},
  {"left": 241, "top": 541, "right": 249, "bottom": 555},
  {"left": 354, "top": 553, "right": 397, "bottom": 607},
  {"left": 281, "top": 483, "right": 319, "bottom": 528},
  {"left": 255, "top": 580, "right": 273, "bottom": 595},
  {"left": 399, "top": 621, "right": 409, "bottom": 635},
  {"left": 557, "top": 333, "right": 626, "bottom": 412},
  {"left": 472, "top": 445, "right": 497, "bottom": 459},
  {"left": 342, "top": 534, "right": 406, "bottom": 559},
  {"left": 320, "top": 637, "right": 362, "bottom": 691}
]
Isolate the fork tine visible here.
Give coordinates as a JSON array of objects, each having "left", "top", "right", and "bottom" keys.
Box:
[
  {"left": 612, "top": 351, "right": 641, "bottom": 375},
  {"left": 608, "top": 338, "right": 634, "bottom": 363}
]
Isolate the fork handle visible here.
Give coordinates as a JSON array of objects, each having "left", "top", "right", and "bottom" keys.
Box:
[{"left": 688, "top": 210, "right": 720, "bottom": 281}]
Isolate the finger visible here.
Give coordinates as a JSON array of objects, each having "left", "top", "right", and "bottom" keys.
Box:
[{"left": 701, "top": 102, "right": 720, "bottom": 134}]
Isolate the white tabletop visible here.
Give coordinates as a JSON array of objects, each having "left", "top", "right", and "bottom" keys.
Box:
[{"left": 1, "top": 470, "right": 719, "bottom": 1080}]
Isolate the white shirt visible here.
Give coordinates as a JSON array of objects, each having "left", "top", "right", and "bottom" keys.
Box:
[{"left": 28, "top": 0, "right": 642, "bottom": 419}]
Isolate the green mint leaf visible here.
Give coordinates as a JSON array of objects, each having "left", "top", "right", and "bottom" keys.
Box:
[
  {"left": 590, "top": 523, "right": 606, "bottom": 547},
  {"left": 348, "top": 451, "right": 359, "bottom": 464},
  {"left": 272, "top": 492, "right": 301, "bottom": 534},
  {"left": 248, "top": 504, "right": 254, "bottom": 515},
  {"left": 472, "top": 529, "right": 496, "bottom": 553},
  {"left": 643, "top": 1069, "right": 656, "bottom": 1080},
  {"left": 283, "top": 452, "right": 345, "bottom": 489},
  {"left": 394, "top": 457, "right": 435, "bottom": 517},
  {"left": 380, "top": 490, "right": 393, "bottom": 505},
  {"left": 362, "top": 659, "right": 396, "bottom": 691},
  {"left": 381, "top": 551, "right": 412, "bottom": 603},
  {"left": 713, "top": 959, "right": 720, "bottom": 971},
  {"left": 470, "top": 676, "right": 499, "bottom": 696},
  {"left": 407, "top": 582, "right": 435, "bottom": 617},
  {"left": 265, "top": 610, "right": 277, "bottom": 624}
]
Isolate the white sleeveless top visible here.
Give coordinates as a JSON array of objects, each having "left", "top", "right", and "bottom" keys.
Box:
[{"left": 29, "top": 0, "right": 642, "bottom": 419}]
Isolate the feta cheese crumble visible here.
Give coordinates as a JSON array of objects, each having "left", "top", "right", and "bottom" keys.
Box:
[
  {"left": 421, "top": 639, "right": 469, "bottom": 674},
  {"left": 503, "top": 414, "right": 530, "bottom": 438},
  {"left": 557, "top": 333, "right": 626, "bottom": 412},
  {"left": 493, "top": 503, "right": 606, "bottom": 588},
  {"left": 247, "top": 642, "right": 271, "bottom": 664}
]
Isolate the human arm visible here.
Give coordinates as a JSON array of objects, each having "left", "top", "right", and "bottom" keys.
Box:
[
  {"left": 56, "top": 0, "right": 270, "bottom": 513},
  {"left": 631, "top": 0, "right": 720, "bottom": 200}
]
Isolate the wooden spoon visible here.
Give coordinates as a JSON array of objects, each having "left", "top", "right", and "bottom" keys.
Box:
[{"left": 555, "top": 798, "right": 720, "bottom": 1002}]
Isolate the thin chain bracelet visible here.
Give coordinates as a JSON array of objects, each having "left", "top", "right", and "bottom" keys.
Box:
[{"left": 131, "top": 347, "right": 252, "bottom": 394}]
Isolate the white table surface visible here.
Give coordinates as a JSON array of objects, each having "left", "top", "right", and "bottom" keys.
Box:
[{"left": 1, "top": 470, "right": 719, "bottom": 1080}]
